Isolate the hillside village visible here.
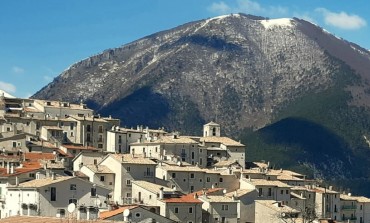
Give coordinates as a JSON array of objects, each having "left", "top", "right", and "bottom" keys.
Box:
[{"left": 0, "top": 92, "right": 370, "bottom": 223}]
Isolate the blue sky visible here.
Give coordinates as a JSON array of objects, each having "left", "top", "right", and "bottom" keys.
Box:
[{"left": 0, "top": 0, "right": 369, "bottom": 98}]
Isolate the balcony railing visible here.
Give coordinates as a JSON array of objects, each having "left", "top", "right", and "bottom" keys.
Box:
[{"left": 342, "top": 205, "right": 357, "bottom": 210}]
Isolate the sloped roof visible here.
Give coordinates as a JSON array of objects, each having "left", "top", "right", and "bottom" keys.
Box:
[
  {"left": 85, "top": 164, "right": 113, "bottom": 174},
  {"left": 10, "top": 176, "right": 75, "bottom": 188},
  {"left": 110, "top": 154, "right": 156, "bottom": 165},
  {"left": 99, "top": 205, "right": 138, "bottom": 220},
  {"left": 200, "top": 136, "right": 244, "bottom": 147},
  {"left": 0, "top": 161, "right": 42, "bottom": 177},
  {"left": 24, "top": 152, "right": 56, "bottom": 161},
  {"left": 0, "top": 216, "right": 119, "bottom": 223},
  {"left": 132, "top": 181, "right": 174, "bottom": 194}
]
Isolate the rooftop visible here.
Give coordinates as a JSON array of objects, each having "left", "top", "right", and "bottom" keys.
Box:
[
  {"left": 10, "top": 176, "right": 74, "bottom": 188},
  {"left": 0, "top": 216, "right": 118, "bottom": 223},
  {"left": 111, "top": 154, "right": 156, "bottom": 165},
  {"left": 256, "top": 200, "right": 300, "bottom": 213},
  {"left": 99, "top": 205, "right": 138, "bottom": 220},
  {"left": 225, "top": 189, "right": 256, "bottom": 198},
  {"left": 132, "top": 180, "right": 174, "bottom": 194},
  {"left": 85, "top": 164, "right": 113, "bottom": 174},
  {"left": 244, "top": 179, "right": 292, "bottom": 188},
  {"left": 200, "top": 195, "right": 237, "bottom": 203},
  {"left": 200, "top": 136, "right": 244, "bottom": 147}
]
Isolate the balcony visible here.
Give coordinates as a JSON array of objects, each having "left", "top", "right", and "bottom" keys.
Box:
[{"left": 342, "top": 205, "right": 357, "bottom": 210}]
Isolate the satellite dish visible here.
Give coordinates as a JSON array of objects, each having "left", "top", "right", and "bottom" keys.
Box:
[
  {"left": 67, "top": 203, "right": 76, "bottom": 213},
  {"left": 223, "top": 189, "right": 227, "bottom": 194},
  {"left": 123, "top": 209, "right": 130, "bottom": 217}
]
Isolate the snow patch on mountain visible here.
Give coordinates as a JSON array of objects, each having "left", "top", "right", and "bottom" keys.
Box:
[{"left": 260, "top": 18, "right": 294, "bottom": 29}]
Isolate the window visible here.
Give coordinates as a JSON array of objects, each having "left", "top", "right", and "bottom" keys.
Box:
[
  {"left": 91, "top": 187, "right": 97, "bottom": 197},
  {"left": 87, "top": 125, "right": 91, "bottom": 132},
  {"left": 281, "top": 190, "right": 284, "bottom": 194},
  {"left": 190, "top": 173, "right": 195, "bottom": 179},
  {"left": 174, "top": 207, "right": 179, "bottom": 213},
  {"left": 190, "top": 186, "right": 194, "bottom": 193},
  {"left": 222, "top": 204, "right": 229, "bottom": 210},
  {"left": 219, "top": 177, "right": 223, "bottom": 182},
  {"left": 51, "top": 187, "right": 56, "bottom": 201},
  {"left": 126, "top": 179, "right": 131, "bottom": 185},
  {"left": 189, "top": 207, "right": 193, "bottom": 213},
  {"left": 86, "top": 133, "right": 91, "bottom": 142},
  {"left": 29, "top": 173, "right": 35, "bottom": 178},
  {"left": 12, "top": 141, "right": 17, "bottom": 148},
  {"left": 98, "top": 144, "right": 103, "bottom": 149},
  {"left": 258, "top": 188, "right": 263, "bottom": 197},
  {"left": 69, "top": 198, "right": 77, "bottom": 205},
  {"left": 57, "top": 209, "right": 65, "bottom": 217},
  {"left": 268, "top": 188, "right": 272, "bottom": 197},
  {"left": 70, "top": 123, "right": 74, "bottom": 130},
  {"left": 191, "top": 152, "right": 195, "bottom": 159},
  {"left": 127, "top": 166, "right": 131, "bottom": 172},
  {"left": 200, "top": 158, "right": 203, "bottom": 166},
  {"left": 207, "top": 177, "right": 210, "bottom": 182},
  {"left": 135, "top": 212, "right": 141, "bottom": 218},
  {"left": 172, "top": 173, "right": 176, "bottom": 179},
  {"left": 70, "top": 132, "right": 74, "bottom": 137},
  {"left": 128, "top": 133, "right": 131, "bottom": 137},
  {"left": 98, "top": 125, "right": 103, "bottom": 133},
  {"left": 70, "top": 184, "right": 76, "bottom": 190},
  {"left": 286, "top": 190, "right": 289, "bottom": 194},
  {"left": 94, "top": 159, "right": 97, "bottom": 165},
  {"left": 100, "top": 176, "right": 105, "bottom": 182}
]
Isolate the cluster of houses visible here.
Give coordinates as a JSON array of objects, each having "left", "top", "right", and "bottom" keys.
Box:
[{"left": 0, "top": 92, "right": 370, "bottom": 223}]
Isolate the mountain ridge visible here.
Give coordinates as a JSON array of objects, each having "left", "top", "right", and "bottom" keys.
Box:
[{"left": 33, "top": 13, "right": 370, "bottom": 195}]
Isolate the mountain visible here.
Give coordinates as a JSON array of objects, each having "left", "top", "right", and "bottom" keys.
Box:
[{"left": 33, "top": 14, "right": 370, "bottom": 195}]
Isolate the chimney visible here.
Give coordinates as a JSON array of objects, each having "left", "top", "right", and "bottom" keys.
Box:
[
  {"left": 159, "top": 187, "right": 164, "bottom": 199},
  {"left": 10, "top": 164, "right": 14, "bottom": 174},
  {"left": 6, "top": 162, "right": 10, "bottom": 174},
  {"left": 15, "top": 176, "right": 19, "bottom": 186},
  {"left": 51, "top": 172, "right": 56, "bottom": 180},
  {"left": 194, "top": 193, "right": 198, "bottom": 199}
]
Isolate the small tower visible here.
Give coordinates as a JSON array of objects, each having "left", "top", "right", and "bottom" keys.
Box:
[{"left": 203, "top": 121, "right": 220, "bottom": 137}]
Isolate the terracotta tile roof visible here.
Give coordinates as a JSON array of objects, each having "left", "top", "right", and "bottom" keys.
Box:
[
  {"left": 85, "top": 164, "right": 113, "bottom": 174},
  {"left": 111, "top": 154, "right": 156, "bottom": 165},
  {"left": 200, "top": 136, "right": 245, "bottom": 147},
  {"left": 99, "top": 205, "right": 138, "bottom": 219},
  {"left": 10, "top": 176, "right": 74, "bottom": 188},
  {"left": 0, "top": 161, "right": 42, "bottom": 177},
  {"left": 24, "top": 152, "right": 56, "bottom": 161},
  {"left": 62, "top": 144, "right": 98, "bottom": 151},
  {"left": 0, "top": 216, "right": 118, "bottom": 223},
  {"left": 162, "top": 193, "right": 202, "bottom": 204},
  {"left": 163, "top": 188, "right": 223, "bottom": 204}
]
